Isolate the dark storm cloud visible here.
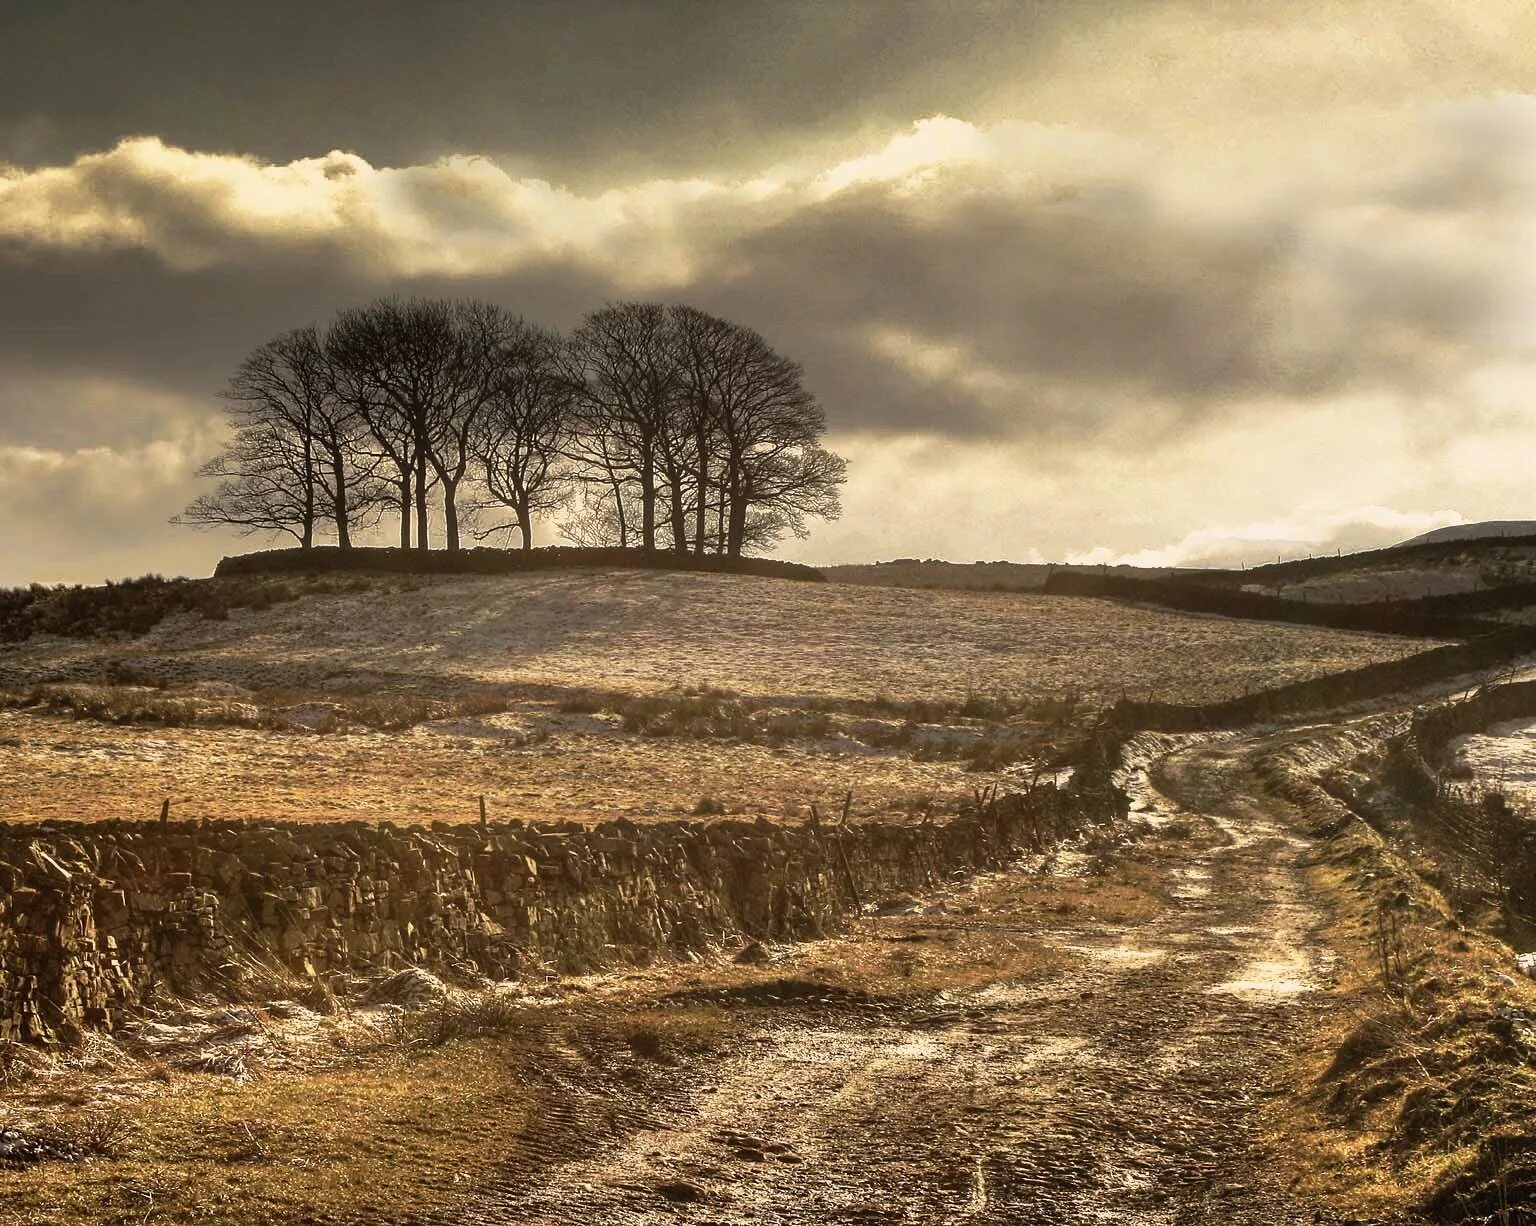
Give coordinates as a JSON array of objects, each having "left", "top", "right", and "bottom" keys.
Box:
[
  {"left": 0, "top": 182, "right": 1297, "bottom": 446},
  {"left": 0, "top": 0, "right": 1062, "bottom": 180},
  {"left": 698, "top": 185, "right": 1325, "bottom": 439},
  {"left": 1, "top": 101, "right": 1527, "bottom": 453},
  {"left": 667, "top": 176, "right": 1512, "bottom": 442},
  {"left": 0, "top": 243, "right": 621, "bottom": 420}
]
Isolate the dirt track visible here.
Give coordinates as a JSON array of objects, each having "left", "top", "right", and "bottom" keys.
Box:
[{"left": 418, "top": 731, "right": 1375, "bottom": 1226}]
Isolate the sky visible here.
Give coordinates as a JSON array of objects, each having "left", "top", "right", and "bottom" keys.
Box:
[{"left": 4, "top": 0, "right": 1536, "bottom": 584}]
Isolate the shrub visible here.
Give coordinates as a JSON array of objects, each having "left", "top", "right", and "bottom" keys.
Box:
[
  {"left": 625, "top": 1024, "right": 669, "bottom": 1062},
  {"left": 31, "top": 1111, "right": 133, "bottom": 1160},
  {"left": 616, "top": 686, "right": 752, "bottom": 738},
  {"left": 0, "top": 574, "right": 313, "bottom": 642},
  {"left": 963, "top": 735, "right": 1031, "bottom": 773},
  {"left": 394, "top": 994, "right": 524, "bottom": 1051},
  {"left": 556, "top": 690, "right": 608, "bottom": 715}
]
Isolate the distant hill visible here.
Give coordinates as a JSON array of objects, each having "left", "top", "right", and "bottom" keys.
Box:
[
  {"left": 824, "top": 559, "right": 1184, "bottom": 593},
  {"left": 1398, "top": 520, "right": 1536, "bottom": 547}
]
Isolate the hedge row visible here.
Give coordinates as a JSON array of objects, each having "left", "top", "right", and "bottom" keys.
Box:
[
  {"left": 1, "top": 576, "right": 234, "bottom": 643},
  {"left": 1041, "top": 569, "right": 1501, "bottom": 639},
  {"left": 1173, "top": 532, "right": 1536, "bottom": 588}
]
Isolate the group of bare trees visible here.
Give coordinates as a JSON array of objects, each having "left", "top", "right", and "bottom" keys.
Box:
[{"left": 175, "top": 298, "right": 846, "bottom": 556}]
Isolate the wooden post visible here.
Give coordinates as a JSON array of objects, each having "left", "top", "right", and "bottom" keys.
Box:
[
  {"left": 159, "top": 798, "right": 170, "bottom": 825},
  {"left": 833, "top": 791, "right": 861, "bottom": 911}
]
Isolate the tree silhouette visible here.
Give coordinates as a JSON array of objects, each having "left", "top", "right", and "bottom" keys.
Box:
[
  {"left": 471, "top": 321, "right": 573, "bottom": 550},
  {"left": 179, "top": 297, "right": 846, "bottom": 559},
  {"left": 173, "top": 326, "right": 383, "bottom": 547}
]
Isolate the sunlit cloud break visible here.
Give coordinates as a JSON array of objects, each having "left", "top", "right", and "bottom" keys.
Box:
[{"left": 1067, "top": 506, "right": 1467, "bottom": 570}]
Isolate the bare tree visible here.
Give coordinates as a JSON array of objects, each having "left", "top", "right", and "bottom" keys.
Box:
[
  {"left": 227, "top": 326, "right": 383, "bottom": 547},
  {"left": 175, "top": 326, "right": 385, "bottom": 547},
  {"left": 735, "top": 442, "right": 847, "bottom": 551},
  {"left": 327, "top": 297, "right": 523, "bottom": 551},
  {"left": 422, "top": 300, "right": 524, "bottom": 551},
  {"left": 564, "top": 303, "right": 685, "bottom": 552},
  {"left": 560, "top": 425, "right": 636, "bottom": 547},
  {"left": 180, "top": 297, "right": 844, "bottom": 560},
  {"left": 471, "top": 322, "right": 574, "bottom": 549},
  {"left": 326, "top": 301, "right": 433, "bottom": 549},
  {"left": 673, "top": 305, "right": 728, "bottom": 555},
  {"left": 173, "top": 409, "right": 321, "bottom": 545},
  {"left": 668, "top": 306, "right": 843, "bottom": 556},
  {"left": 557, "top": 483, "right": 629, "bottom": 548}
]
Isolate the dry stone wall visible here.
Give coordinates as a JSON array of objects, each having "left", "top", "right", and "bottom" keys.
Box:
[
  {"left": 0, "top": 785, "right": 1098, "bottom": 1044},
  {"left": 1102, "top": 628, "right": 1536, "bottom": 732}
]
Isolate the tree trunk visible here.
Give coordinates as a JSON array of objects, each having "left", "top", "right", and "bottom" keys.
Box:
[
  {"left": 442, "top": 476, "right": 460, "bottom": 552},
  {"left": 517, "top": 503, "right": 533, "bottom": 550},
  {"left": 693, "top": 446, "right": 708, "bottom": 556},
  {"left": 669, "top": 476, "right": 688, "bottom": 554},
  {"left": 612, "top": 480, "right": 628, "bottom": 547},
  {"left": 301, "top": 436, "right": 316, "bottom": 549},
  {"left": 726, "top": 463, "right": 747, "bottom": 557},
  {"left": 331, "top": 455, "right": 351, "bottom": 549},
  {"left": 414, "top": 449, "right": 430, "bottom": 550},
  {"left": 398, "top": 479, "right": 411, "bottom": 550},
  {"left": 727, "top": 502, "right": 747, "bottom": 556},
  {"left": 639, "top": 451, "right": 657, "bottom": 552}
]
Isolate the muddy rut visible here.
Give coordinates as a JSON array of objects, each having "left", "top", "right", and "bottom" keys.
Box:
[{"left": 413, "top": 731, "right": 1372, "bottom": 1226}]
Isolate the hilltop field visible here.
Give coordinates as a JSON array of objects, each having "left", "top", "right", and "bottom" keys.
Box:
[
  {"left": 0, "top": 568, "right": 1430, "bottom": 825},
  {"left": 1236, "top": 539, "right": 1536, "bottom": 604}
]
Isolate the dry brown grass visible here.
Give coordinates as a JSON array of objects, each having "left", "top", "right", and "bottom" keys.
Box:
[
  {"left": 0, "top": 700, "right": 1060, "bottom": 824},
  {"left": 754, "top": 919, "right": 1067, "bottom": 1001},
  {"left": 0, "top": 679, "right": 516, "bottom": 733},
  {"left": 1, "top": 1038, "right": 545, "bottom": 1225},
  {"left": 1263, "top": 811, "right": 1536, "bottom": 1224}
]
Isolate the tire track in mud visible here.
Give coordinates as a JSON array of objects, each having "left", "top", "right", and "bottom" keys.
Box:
[{"left": 421, "top": 733, "right": 1366, "bottom": 1226}]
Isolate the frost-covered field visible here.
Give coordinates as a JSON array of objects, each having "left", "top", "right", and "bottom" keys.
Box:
[
  {"left": 0, "top": 569, "right": 1434, "bottom": 824},
  {"left": 2, "top": 570, "right": 1433, "bottom": 701},
  {"left": 1456, "top": 719, "right": 1536, "bottom": 806},
  {"left": 1242, "top": 544, "right": 1536, "bottom": 604}
]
